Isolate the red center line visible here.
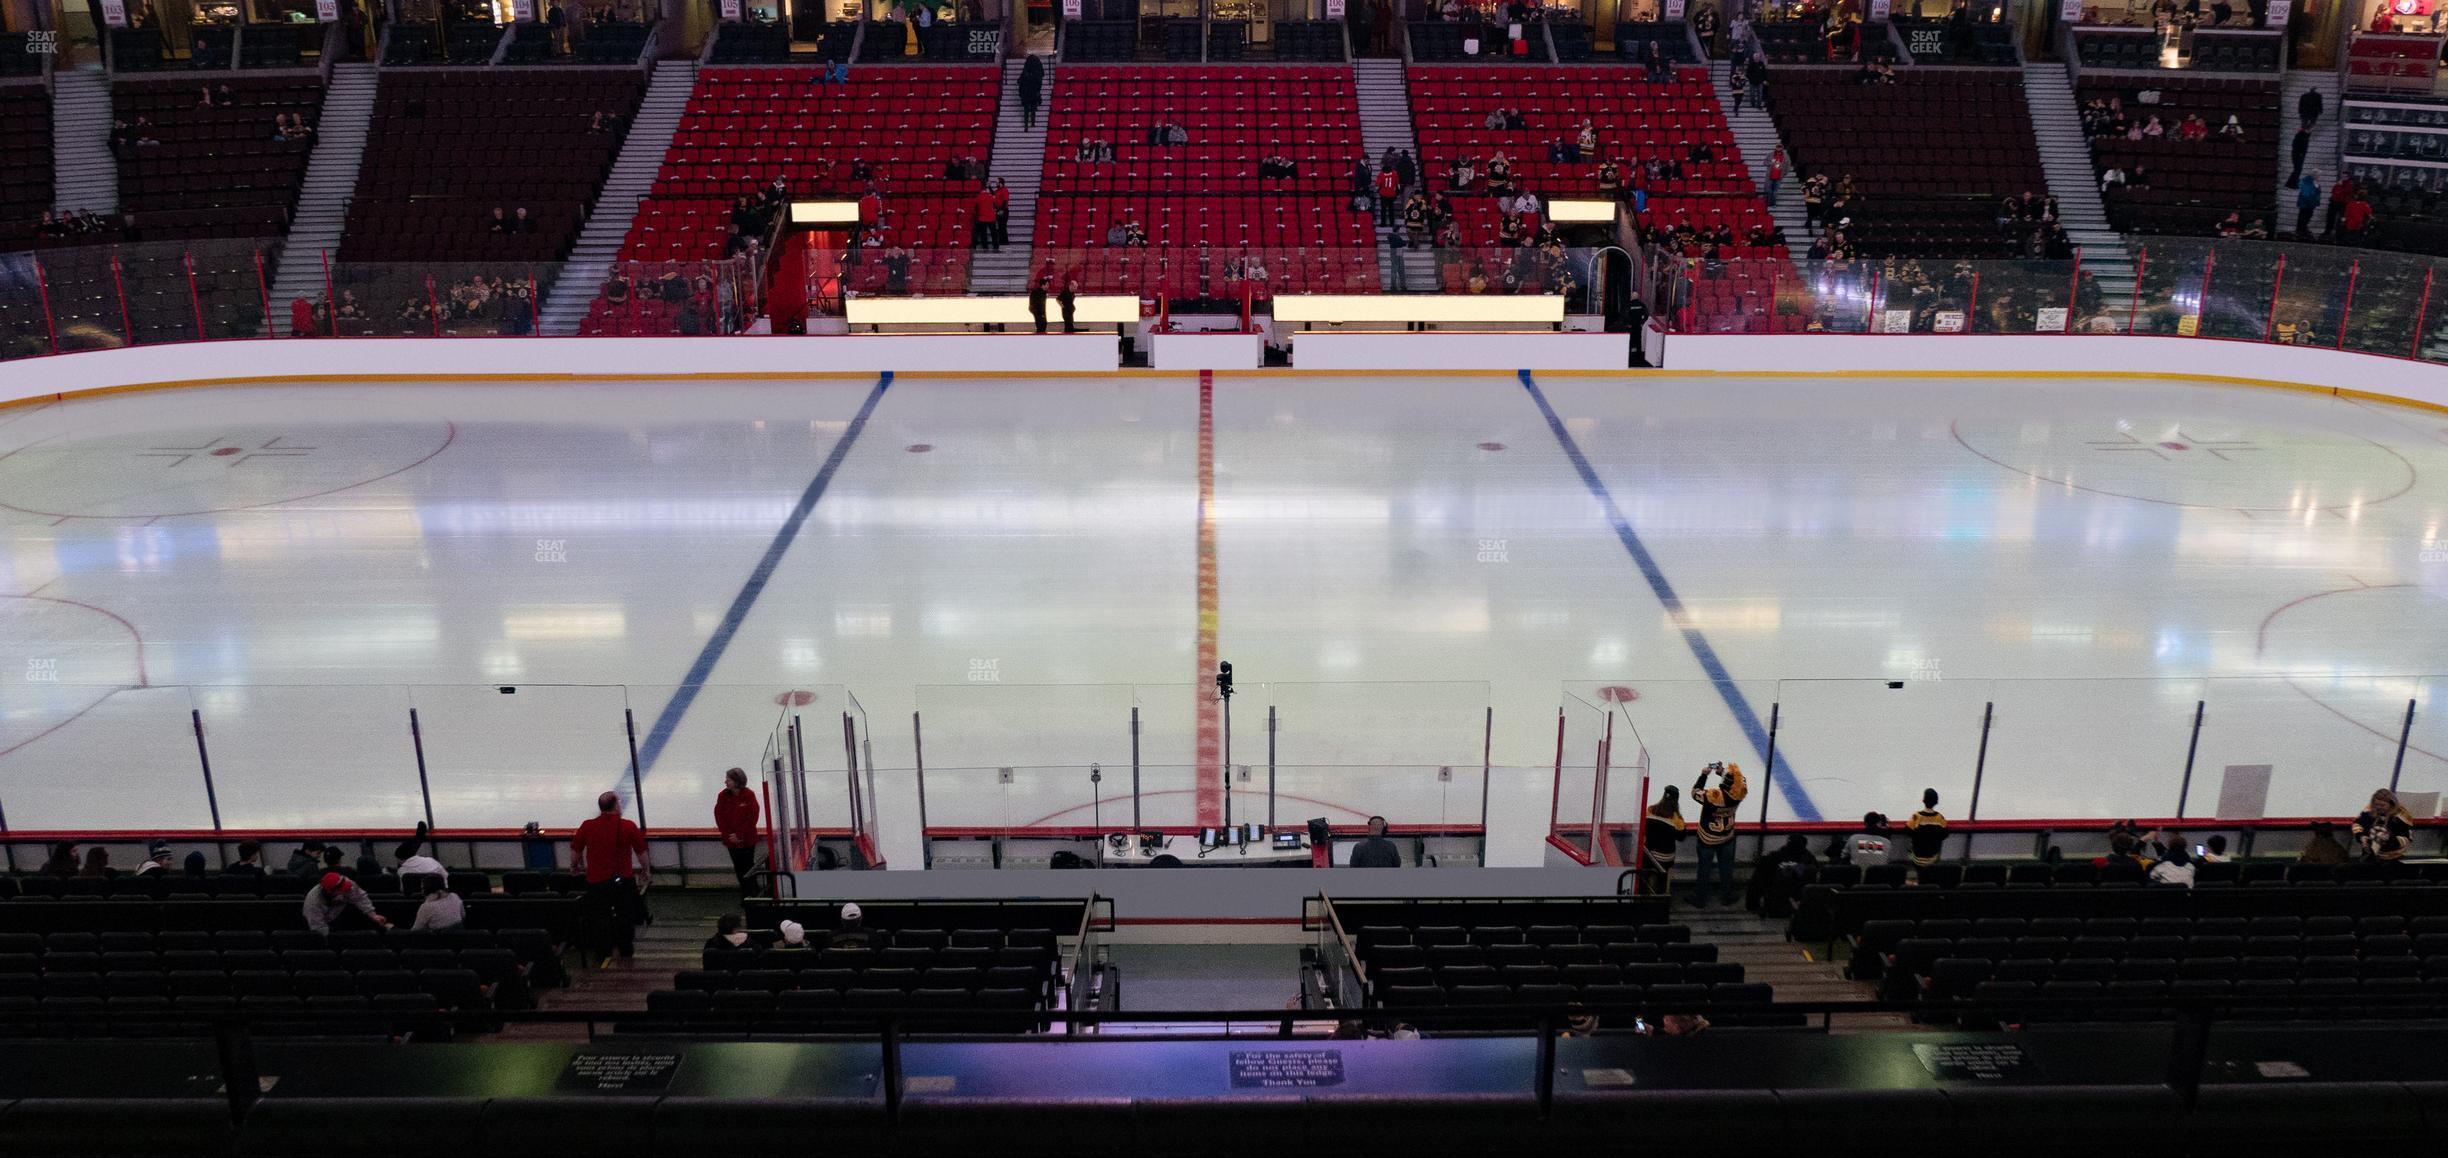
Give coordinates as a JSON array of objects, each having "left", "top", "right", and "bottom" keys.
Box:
[{"left": 1194, "top": 369, "right": 1222, "bottom": 826}]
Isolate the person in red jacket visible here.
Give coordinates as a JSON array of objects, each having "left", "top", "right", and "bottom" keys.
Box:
[
  {"left": 714, "top": 767, "right": 762, "bottom": 895},
  {"left": 571, "top": 791, "right": 648, "bottom": 962},
  {"left": 971, "top": 182, "right": 999, "bottom": 251},
  {"left": 2340, "top": 193, "right": 2374, "bottom": 240},
  {"left": 990, "top": 177, "right": 1012, "bottom": 249}
]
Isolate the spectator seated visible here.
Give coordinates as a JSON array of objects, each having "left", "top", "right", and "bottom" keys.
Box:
[
  {"left": 1612, "top": 21, "right": 1694, "bottom": 62},
  {"left": 1411, "top": 63, "right": 1771, "bottom": 324},
  {"left": 0, "top": 881, "right": 577, "bottom": 1038},
  {"left": 1768, "top": 68, "right": 2047, "bottom": 258},
  {"left": 1409, "top": 64, "right": 1749, "bottom": 199},
  {"left": 2081, "top": 76, "right": 2280, "bottom": 236},
  {"left": 598, "top": 65, "right": 997, "bottom": 330},
  {"left": 3, "top": 241, "right": 270, "bottom": 349},
  {"left": 112, "top": 76, "right": 325, "bottom": 243},
  {"left": 188, "top": 26, "right": 235, "bottom": 69},
  {"left": 1841, "top": 888, "right": 2448, "bottom": 1024},
  {"left": 1033, "top": 66, "right": 1376, "bottom": 296},
  {"left": 630, "top": 900, "right": 1083, "bottom": 1036},
  {"left": 339, "top": 70, "right": 643, "bottom": 264}
]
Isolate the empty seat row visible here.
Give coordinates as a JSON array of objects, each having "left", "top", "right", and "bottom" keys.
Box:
[
  {"left": 677, "top": 965, "right": 1045, "bottom": 996},
  {"left": 1376, "top": 959, "right": 1741, "bottom": 992},
  {"left": 6, "top": 870, "right": 500, "bottom": 900},
  {"left": 1379, "top": 979, "right": 1774, "bottom": 1010},
  {"left": 1355, "top": 922, "right": 1691, "bottom": 950},
  {"left": 702, "top": 943, "right": 1055, "bottom": 974}
]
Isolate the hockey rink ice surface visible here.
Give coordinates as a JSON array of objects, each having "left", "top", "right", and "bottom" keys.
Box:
[{"left": 1, "top": 370, "right": 2445, "bottom": 840}]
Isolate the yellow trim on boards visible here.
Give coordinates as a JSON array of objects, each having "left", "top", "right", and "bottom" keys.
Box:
[{"left": 1, "top": 364, "right": 2445, "bottom": 419}]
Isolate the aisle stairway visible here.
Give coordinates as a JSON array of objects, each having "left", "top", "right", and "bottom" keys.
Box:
[
  {"left": 50, "top": 67, "right": 116, "bottom": 215},
  {"left": 2276, "top": 70, "right": 2340, "bottom": 234},
  {"left": 1715, "top": 58, "right": 1808, "bottom": 264},
  {"left": 264, "top": 61, "right": 377, "bottom": 334},
  {"left": 484, "top": 890, "right": 731, "bottom": 1042},
  {"left": 1353, "top": 57, "right": 1434, "bottom": 291},
  {"left": 971, "top": 54, "right": 1051, "bottom": 294},
  {"left": 2020, "top": 61, "right": 2136, "bottom": 318},
  {"left": 539, "top": 61, "right": 697, "bottom": 335},
  {"left": 1677, "top": 903, "right": 1904, "bottom": 1032}
]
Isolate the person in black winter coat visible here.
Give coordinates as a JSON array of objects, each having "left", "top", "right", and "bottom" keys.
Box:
[
  {"left": 2298, "top": 86, "right": 2323, "bottom": 129},
  {"left": 1019, "top": 54, "right": 1046, "bottom": 131}
]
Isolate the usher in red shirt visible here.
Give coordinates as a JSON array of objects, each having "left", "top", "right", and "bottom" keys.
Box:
[{"left": 572, "top": 814, "right": 645, "bottom": 884}]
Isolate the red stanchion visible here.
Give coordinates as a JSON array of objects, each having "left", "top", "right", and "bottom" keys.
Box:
[
  {"left": 2264, "top": 253, "right": 2286, "bottom": 341},
  {"left": 184, "top": 251, "right": 206, "bottom": 340},
  {"left": 2411, "top": 268, "right": 2432, "bottom": 360},
  {"left": 2337, "top": 259, "right": 2358, "bottom": 351},
  {"left": 761, "top": 784, "right": 781, "bottom": 902},
  {"left": 319, "top": 250, "right": 335, "bottom": 337},
  {"left": 425, "top": 275, "right": 441, "bottom": 338},
  {"left": 2128, "top": 247, "right": 2148, "bottom": 332},
  {"left": 253, "top": 250, "right": 272, "bottom": 336},
  {"left": 109, "top": 254, "right": 133, "bottom": 344},
  {"left": 2064, "top": 247, "right": 2083, "bottom": 331},
  {"left": 528, "top": 271, "right": 540, "bottom": 336},
  {"left": 31, "top": 256, "right": 56, "bottom": 354},
  {"left": 2195, "top": 249, "right": 2217, "bottom": 333},
  {"left": 1964, "top": 272, "right": 1981, "bottom": 333},
  {"left": 1549, "top": 709, "right": 1566, "bottom": 845},
  {"left": 1863, "top": 269, "right": 1881, "bottom": 331}
]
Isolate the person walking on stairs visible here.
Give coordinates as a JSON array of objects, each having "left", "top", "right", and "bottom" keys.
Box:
[{"left": 1019, "top": 54, "right": 1045, "bottom": 131}]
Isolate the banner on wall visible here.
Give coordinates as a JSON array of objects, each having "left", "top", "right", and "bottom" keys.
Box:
[
  {"left": 1933, "top": 311, "right": 1966, "bottom": 333},
  {"left": 1326, "top": 0, "right": 1345, "bottom": 16},
  {"left": 2035, "top": 307, "right": 2070, "bottom": 333},
  {"left": 966, "top": 27, "right": 1002, "bottom": 56},
  {"left": 99, "top": 0, "right": 127, "bottom": 27},
  {"left": 315, "top": 0, "right": 339, "bottom": 19},
  {"left": 1869, "top": 0, "right": 1890, "bottom": 19},
  {"left": 720, "top": 0, "right": 742, "bottom": 18},
  {"left": 2059, "top": 0, "right": 2082, "bottom": 19},
  {"left": 2263, "top": 0, "right": 2290, "bottom": 23},
  {"left": 1878, "top": 309, "right": 1914, "bottom": 333},
  {"left": 1664, "top": 0, "right": 1685, "bottom": 17},
  {"left": 512, "top": 0, "right": 536, "bottom": 19},
  {"left": 1063, "top": 0, "right": 1082, "bottom": 17}
]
